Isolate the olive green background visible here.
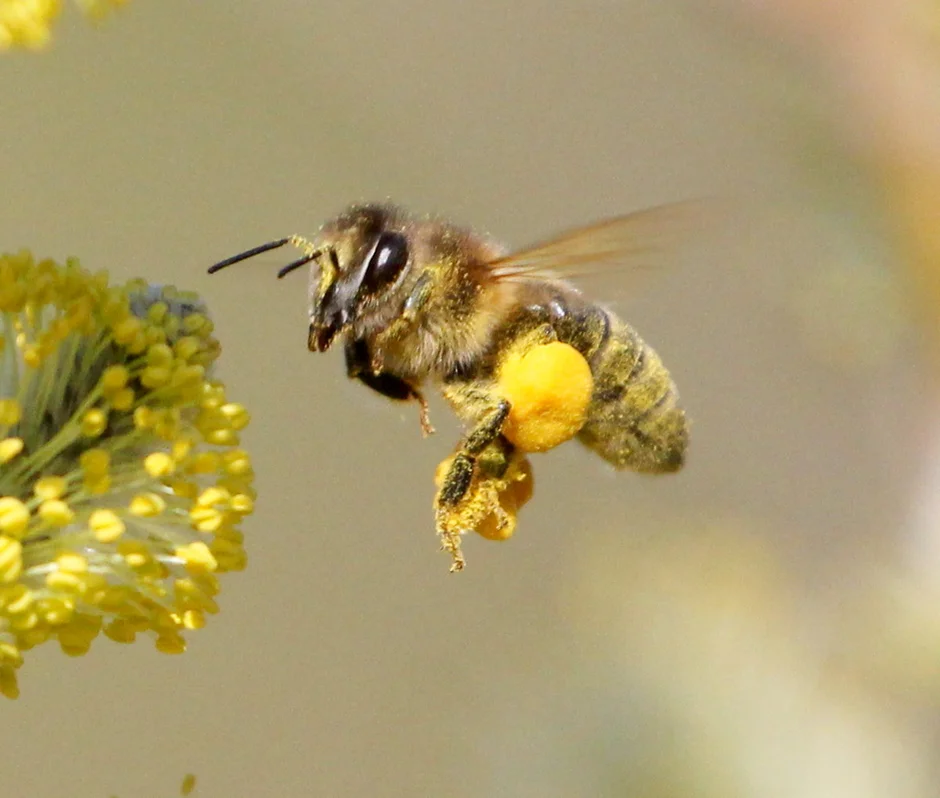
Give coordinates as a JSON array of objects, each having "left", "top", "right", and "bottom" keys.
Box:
[{"left": 1, "top": 2, "right": 923, "bottom": 796}]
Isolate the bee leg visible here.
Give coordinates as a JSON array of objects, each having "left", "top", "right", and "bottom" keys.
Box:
[
  {"left": 345, "top": 338, "right": 435, "bottom": 436},
  {"left": 369, "top": 273, "right": 433, "bottom": 374},
  {"left": 435, "top": 400, "right": 511, "bottom": 571}
]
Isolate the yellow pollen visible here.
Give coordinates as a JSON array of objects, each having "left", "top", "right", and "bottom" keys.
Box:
[
  {"left": 197, "top": 486, "right": 230, "bottom": 507},
  {"left": 56, "top": 553, "right": 88, "bottom": 574},
  {"left": 38, "top": 500, "right": 75, "bottom": 526},
  {"left": 80, "top": 408, "right": 108, "bottom": 437},
  {"left": 128, "top": 493, "right": 166, "bottom": 517},
  {"left": 176, "top": 541, "right": 218, "bottom": 573},
  {"left": 100, "top": 364, "right": 129, "bottom": 390},
  {"left": 0, "top": 252, "right": 253, "bottom": 697},
  {"left": 0, "top": 498, "right": 30, "bottom": 538},
  {"left": 110, "top": 386, "right": 135, "bottom": 410},
  {"left": 155, "top": 634, "right": 186, "bottom": 655},
  {"left": 0, "top": 438, "right": 24, "bottom": 464},
  {"left": 88, "top": 509, "right": 125, "bottom": 543},
  {"left": 144, "top": 451, "right": 175, "bottom": 477},
  {"left": 0, "top": 537, "right": 24, "bottom": 584},
  {"left": 33, "top": 476, "right": 67, "bottom": 500},
  {"left": 79, "top": 448, "right": 110, "bottom": 476}
]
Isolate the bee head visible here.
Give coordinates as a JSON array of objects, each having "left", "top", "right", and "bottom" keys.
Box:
[
  {"left": 207, "top": 203, "right": 412, "bottom": 353},
  {"left": 306, "top": 204, "right": 412, "bottom": 352}
]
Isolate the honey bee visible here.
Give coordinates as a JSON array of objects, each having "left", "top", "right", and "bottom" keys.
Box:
[{"left": 209, "top": 202, "right": 689, "bottom": 567}]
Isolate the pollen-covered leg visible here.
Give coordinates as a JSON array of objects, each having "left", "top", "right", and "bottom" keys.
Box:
[
  {"left": 368, "top": 272, "right": 433, "bottom": 374},
  {"left": 433, "top": 436, "right": 533, "bottom": 572},
  {"left": 433, "top": 400, "right": 510, "bottom": 571}
]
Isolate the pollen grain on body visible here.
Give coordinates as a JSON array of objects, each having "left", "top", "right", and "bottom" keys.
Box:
[{"left": 0, "top": 250, "right": 254, "bottom": 699}]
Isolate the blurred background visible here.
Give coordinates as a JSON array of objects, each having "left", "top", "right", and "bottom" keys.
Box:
[{"left": 3, "top": 1, "right": 940, "bottom": 795}]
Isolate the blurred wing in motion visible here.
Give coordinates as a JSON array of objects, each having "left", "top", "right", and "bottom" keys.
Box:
[{"left": 488, "top": 201, "right": 709, "bottom": 285}]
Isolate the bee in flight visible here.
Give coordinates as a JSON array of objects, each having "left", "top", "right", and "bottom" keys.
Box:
[{"left": 209, "top": 202, "right": 689, "bottom": 569}]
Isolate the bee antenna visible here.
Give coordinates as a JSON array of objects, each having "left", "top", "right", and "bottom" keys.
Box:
[
  {"left": 277, "top": 252, "right": 321, "bottom": 279},
  {"left": 207, "top": 238, "right": 292, "bottom": 274}
]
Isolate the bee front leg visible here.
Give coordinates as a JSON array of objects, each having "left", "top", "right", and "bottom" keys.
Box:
[
  {"left": 370, "top": 272, "right": 433, "bottom": 374},
  {"left": 435, "top": 399, "right": 511, "bottom": 571},
  {"left": 345, "top": 338, "right": 434, "bottom": 436}
]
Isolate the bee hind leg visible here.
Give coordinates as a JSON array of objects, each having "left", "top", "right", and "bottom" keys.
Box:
[{"left": 434, "top": 399, "right": 511, "bottom": 571}]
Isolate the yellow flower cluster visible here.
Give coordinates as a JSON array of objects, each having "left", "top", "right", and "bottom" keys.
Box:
[
  {"left": 0, "top": 0, "right": 128, "bottom": 50},
  {"left": 0, "top": 251, "right": 253, "bottom": 698}
]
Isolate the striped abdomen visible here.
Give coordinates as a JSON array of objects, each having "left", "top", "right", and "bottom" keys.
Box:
[
  {"left": 522, "top": 284, "right": 687, "bottom": 473},
  {"left": 575, "top": 314, "right": 687, "bottom": 473}
]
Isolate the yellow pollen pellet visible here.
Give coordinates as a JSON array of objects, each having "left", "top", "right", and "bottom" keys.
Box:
[
  {"left": 0, "top": 498, "right": 30, "bottom": 538},
  {"left": 0, "top": 537, "right": 23, "bottom": 583},
  {"left": 0, "top": 438, "right": 24, "bottom": 464},
  {"left": 38, "top": 499, "right": 75, "bottom": 526},
  {"left": 88, "top": 509, "right": 125, "bottom": 543},
  {"left": 0, "top": 399, "right": 21, "bottom": 426},
  {"left": 144, "top": 451, "right": 175, "bottom": 477},
  {"left": 128, "top": 492, "right": 167, "bottom": 517},
  {"left": 34, "top": 476, "right": 67, "bottom": 500}
]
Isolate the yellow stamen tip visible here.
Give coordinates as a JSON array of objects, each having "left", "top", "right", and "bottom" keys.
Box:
[
  {"left": 0, "top": 438, "right": 24, "bottom": 464},
  {"left": 0, "top": 498, "right": 30, "bottom": 539},
  {"left": 144, "top": 451, "right": 175, "bottom": 478},
  {"left": 88, "top": 509, "right": 125, "bottom": 543}
]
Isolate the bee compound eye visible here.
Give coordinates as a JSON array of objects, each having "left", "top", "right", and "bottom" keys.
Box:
[{"left": 362, "top": 232, "right": 409, "bottom": 294}]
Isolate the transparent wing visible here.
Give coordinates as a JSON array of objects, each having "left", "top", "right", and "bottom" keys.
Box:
[{"left": 487, "top": 201, "right": 708, "bottom": 284}]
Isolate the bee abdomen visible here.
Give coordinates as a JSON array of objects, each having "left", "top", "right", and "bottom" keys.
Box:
[{"left": 576, "top": 317, "right": 688, "bottom": 473}]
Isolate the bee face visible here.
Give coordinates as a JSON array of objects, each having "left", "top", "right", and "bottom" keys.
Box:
[{"left": 307, "top": 204, "right": 414, "bottom": 352}]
